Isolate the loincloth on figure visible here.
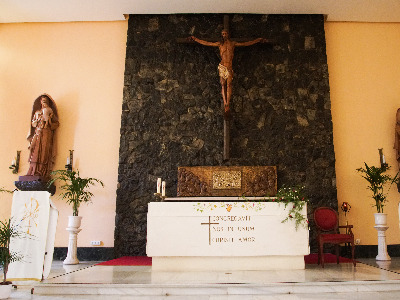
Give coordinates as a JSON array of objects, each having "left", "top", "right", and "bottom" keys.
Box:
[{"left": 218, "top": 64, "right": 233, "bottom": 80}]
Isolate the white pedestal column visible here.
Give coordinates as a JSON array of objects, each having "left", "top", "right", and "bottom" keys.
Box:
[
  {"left": 374, "top": 213, "right": 390, "bottom": 261},
  {"left": 64, "top": 216, "right": 82, "bottom": 265}
]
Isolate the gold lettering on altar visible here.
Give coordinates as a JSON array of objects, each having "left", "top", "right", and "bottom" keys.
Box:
[
  {"left": 237, "top": 226, "right": 255, "bottom": 231},
  {"left": 201, "top": 215, "right": 256, "bottom": 245},
  {"left": 212, "top": 216, "right": 251, "bottom": 222},
  {"left": 212, "top": 237, "right": 234, "bottom": 243},
  {"left": 239, "top": 237, "right": 256, "bottom": 242}
]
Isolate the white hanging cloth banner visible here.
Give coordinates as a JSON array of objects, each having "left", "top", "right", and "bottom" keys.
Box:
[{"left": 7, "top": 191, "right": 58, "bottom": 281}]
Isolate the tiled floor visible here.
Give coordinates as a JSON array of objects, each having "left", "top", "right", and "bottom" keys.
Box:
[{"left": 4, "top": 258, "right": 400, "bottom": 299}]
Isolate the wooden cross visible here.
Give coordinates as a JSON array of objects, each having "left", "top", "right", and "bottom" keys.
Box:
[
  {"left": 200, "top": 216, "right": 219, "bottom": 245},
  {"left": 178, "top": 15, "right": 273, "bottom": 160}
]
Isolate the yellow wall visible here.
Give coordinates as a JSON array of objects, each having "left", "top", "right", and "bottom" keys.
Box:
[
  {"left": 0, "top": 21, "right": 128, "bottom": 247},
  {"left": 326, "top": 22, "right": 400, "bottom": 245},
  {"left": 1, "top": 20, "right": 400, "bottom": 249}
]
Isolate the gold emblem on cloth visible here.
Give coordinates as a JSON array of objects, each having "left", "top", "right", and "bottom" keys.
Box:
[{"left": 22, "top": 197, "right": 40, "bottom": 234}]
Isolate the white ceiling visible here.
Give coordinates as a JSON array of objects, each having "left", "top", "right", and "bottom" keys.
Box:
[{"left": 1, "top": 0, "right": 400, "bottom": 23}]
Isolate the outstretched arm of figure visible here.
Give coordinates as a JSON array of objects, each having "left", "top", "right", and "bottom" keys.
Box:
[
  {"left": 235, "top": 38, "right": 268, "bottom": 47},
  {"left": 189, "top": 36, "right": 220, "bottom": 47}
]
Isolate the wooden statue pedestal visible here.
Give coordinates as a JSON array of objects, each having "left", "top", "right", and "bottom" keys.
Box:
[{"left": 15, "top": 175, "right": 56, "bottom": 195}]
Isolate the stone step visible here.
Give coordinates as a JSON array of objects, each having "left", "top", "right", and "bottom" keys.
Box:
[{"left": 33, "top": 280, "right": 400, "bottom": 296}]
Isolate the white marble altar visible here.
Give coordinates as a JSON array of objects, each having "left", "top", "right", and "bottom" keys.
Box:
[{"left": 146, "top": 197, "right": 309, "bottom": 271}]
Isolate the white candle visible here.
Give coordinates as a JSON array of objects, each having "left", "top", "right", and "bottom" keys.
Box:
[
  {"left": 382, "top": 154, "right": 386, "bottom": 164},
  {"left": 11, "top": 159, "right": 16, "bottom": 166},
  {"left": 161, "top": 181, "right": 166, "bottom": 197},
  {"left": 157, "top": 178, "right": 162, "bottom": 194},
  {"left": 67, "top": 157, "right": 70, "bottom": 165}
]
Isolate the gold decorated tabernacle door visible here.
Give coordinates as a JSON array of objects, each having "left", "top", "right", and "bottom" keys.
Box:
[{"left": 177, "top": 166, "right": 277, "bottom": 197}]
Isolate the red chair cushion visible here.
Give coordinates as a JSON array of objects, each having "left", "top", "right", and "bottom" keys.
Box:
[
  {"left": 320, "top": 234, "right": 353, "bottom": 243},
  {"left": 314, "top": 208, "right": 337, "bottom": 231}
]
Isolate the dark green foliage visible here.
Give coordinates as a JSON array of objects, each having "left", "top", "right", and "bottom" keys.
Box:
[
  {"left": 275, "top": 185, "right": 309, "bottom": 229},
  {"left": 0, "top": 219, "right": 23, "bottom": 284},
  {"left": 48, "top": 170, "right": 104, "bottom": 216},
  {"left": 357, "top": 163, "right": 399, "bottom": 213}
]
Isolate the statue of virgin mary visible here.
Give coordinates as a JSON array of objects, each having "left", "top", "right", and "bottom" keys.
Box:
[{"left": 26, "top": 94, "right": 59, "bottom": 179}]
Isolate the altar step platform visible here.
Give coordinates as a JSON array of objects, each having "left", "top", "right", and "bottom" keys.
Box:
[{"left": 13, "top": 257, "right": 400, "bottom": 299}]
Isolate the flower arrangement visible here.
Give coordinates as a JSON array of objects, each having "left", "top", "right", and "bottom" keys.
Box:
[
  {"left": 356, "top": 163, "right": 399, "bottom": 213},
  {"left": 275, "top": 185, "right": 309, "bottom": 230}
]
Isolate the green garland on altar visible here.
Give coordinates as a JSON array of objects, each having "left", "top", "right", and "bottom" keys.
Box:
[
  {"left": 192, "top": 185, "right": 309, "bottom": 231},
  {"left": 193, "top": 201, "right": 268, "bottom": 213},
  {"left": 275, "top": 185, "right": 309, "bottom": 230}
]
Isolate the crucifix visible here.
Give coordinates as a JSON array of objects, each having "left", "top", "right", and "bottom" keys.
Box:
[{"left": 178, "top": 15, "right": 272, "bottom": 160}]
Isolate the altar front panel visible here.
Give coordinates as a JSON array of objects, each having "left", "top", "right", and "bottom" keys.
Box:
[{"left": 147, "top": 201, "right": 309, "bottom": 257}]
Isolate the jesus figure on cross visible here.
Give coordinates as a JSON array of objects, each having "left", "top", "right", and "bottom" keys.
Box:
[{"left": 190, "top": 30, "right": 267, "bottom": 117}]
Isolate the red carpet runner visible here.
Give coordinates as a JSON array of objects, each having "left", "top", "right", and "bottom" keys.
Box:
[
  {"left": 96, "top": 256, "right": 152, "bottom": 266},
  {"left": 96, "top": 254, "right": 353, "bottom": 266},
  {"left": 304, "top": 253, "right": 355, "bottom": 264}
]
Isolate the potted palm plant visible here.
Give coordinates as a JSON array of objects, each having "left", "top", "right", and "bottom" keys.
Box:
[
  {"left": 48, "top": 170, "right": 104, "bottom": 265},
  {"left": 0, "top": 219, "right": 23, "bottom": 299},
  {"left": 356, "top": 163, "right": 398, "bottom": 214},
  {"left": 357, "top": 162, "right": 399, "bottom": 260}
]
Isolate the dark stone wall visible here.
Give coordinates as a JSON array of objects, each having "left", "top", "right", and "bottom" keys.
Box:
[
  {"left": 115, "top": 14, "right": 336, "bottom": 256},
  {"left": 53, "top": 247, "right": 114, "bottom": 261}
]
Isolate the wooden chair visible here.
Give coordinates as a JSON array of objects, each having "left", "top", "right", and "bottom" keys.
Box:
[{"left": 314, "top": 207, "right": 356, "bottom": 268}]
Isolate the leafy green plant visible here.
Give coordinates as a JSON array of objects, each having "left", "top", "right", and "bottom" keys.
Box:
[
  {"left": 356, "top": 163, "right": 399, "bottom": 213},
  {"left": 275, "top": 185, "right": 309, "bottom": 230},
  {"left": 0, "top": 219, "right": 23, "bottom": 284},
  {"left": 48, "top": 170, "right": 104, "bottom": 216}
]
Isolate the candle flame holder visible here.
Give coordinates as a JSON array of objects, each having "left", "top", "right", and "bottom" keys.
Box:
[
  {"left": 65, "top": 150, "right": 74, "bottom": 171},
  {"left": 9, "top": 151, "right": 21, "bottom": 174},
  {"left": 378, "top": 148, "right": 388, "bottom": 170}
]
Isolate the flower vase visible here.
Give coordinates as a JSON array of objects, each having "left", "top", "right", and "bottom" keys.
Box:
[
  {"left": 63, "top": 216, "right": 82, "bottom": 265},
  {"left": 0, "top": 284, "right": 12, "bottom": 299},
  {"left": 374, "top": 213, "right": 390, "bottom": 261}
]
